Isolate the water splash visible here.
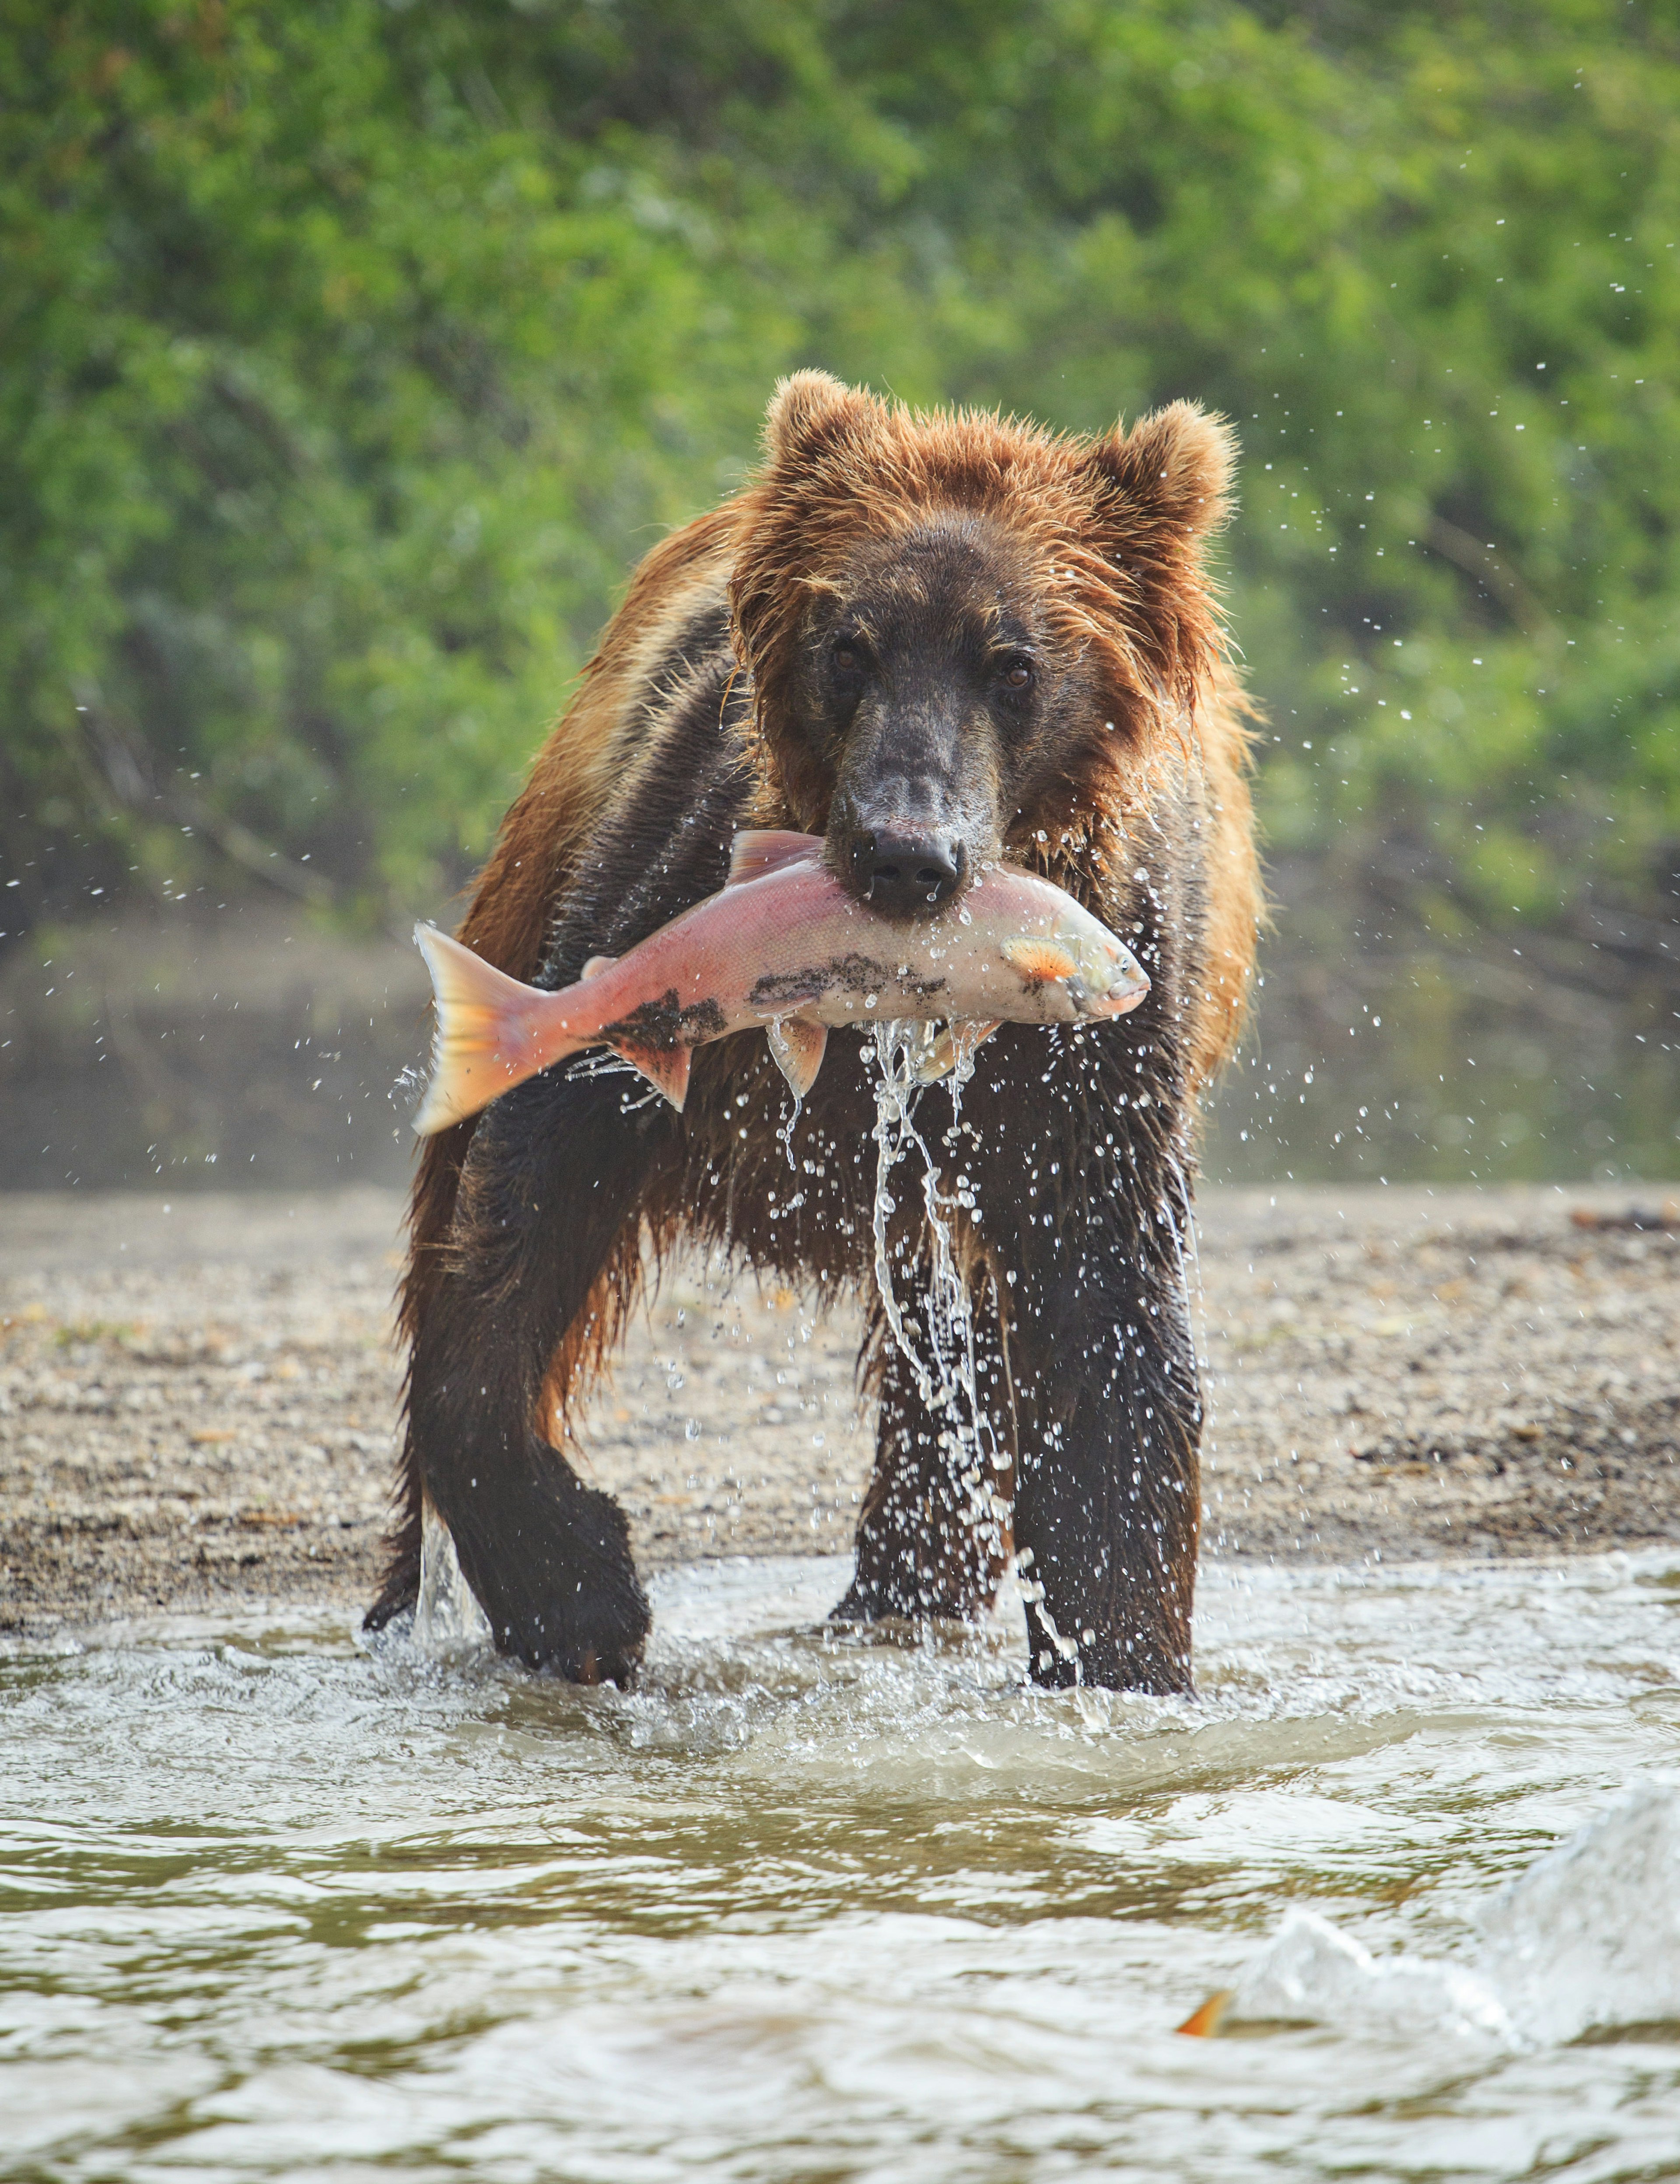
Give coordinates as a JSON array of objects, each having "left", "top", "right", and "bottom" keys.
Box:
[
  {"left": 1480, "top": 1776, "right": 1680, "bottom": 2041},
  {"left": 12, "top": 1554, "right": 1680, "bottom": 2175},
  {"left": 1204, "top": 1777, "right": 1680, "bottom": 2049},
  {"left": 412, "top": 1501, "right": 492, "bottom": 1654},
  {"left": 1215, "top": 1907, "right": 1513, "bottom": 2044},
  {"left": 867, "top": 1021, "right": 1008, "bottom": 1592},
  {"left": 766, "top": 1017, "right": 806, "bottom": 1170},
  {"left": 390, "top": 1060, "right": 427, "bottom": 1124},
  {"left": 566, "top": 1048, "right": 663, "bottom": 1114}
]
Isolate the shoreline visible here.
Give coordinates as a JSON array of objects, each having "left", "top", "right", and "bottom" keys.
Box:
[{"left": 4, "top": 1182, "right": 1677, "bottom": 1641}]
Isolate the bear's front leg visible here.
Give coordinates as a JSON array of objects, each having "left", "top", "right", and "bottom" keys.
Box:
[
  {"left": 408, "top": 1066, "right": 671, "bottom": 1683},
  {"left": 1005, "top": 1173, "right": 1201, "bottom": 1695}
]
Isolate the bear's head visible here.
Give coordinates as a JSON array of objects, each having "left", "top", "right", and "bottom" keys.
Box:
[{"left": 728, "top": 370, "right": 1236, "bottom": 918}]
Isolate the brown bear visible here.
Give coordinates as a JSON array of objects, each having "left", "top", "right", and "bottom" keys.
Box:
[{"left": 367, "top": 371, "right": 1259, "bottom": 1694}]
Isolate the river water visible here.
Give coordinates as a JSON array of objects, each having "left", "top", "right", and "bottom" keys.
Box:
[{"left": 8, "top": 1550, "right": 1680, "bottom": 2182}]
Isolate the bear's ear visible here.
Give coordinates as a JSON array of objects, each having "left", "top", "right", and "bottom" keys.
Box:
[
  {"left": 1082, "top": 402, "right": 1236, "bottom": 540},
  {"left": 762, "top": 370, "right": 878, "bottom": 469}
]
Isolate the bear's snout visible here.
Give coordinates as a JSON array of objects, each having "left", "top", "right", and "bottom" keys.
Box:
[{"left": 850, "top": 825, "right": 966, "bottom": 913}]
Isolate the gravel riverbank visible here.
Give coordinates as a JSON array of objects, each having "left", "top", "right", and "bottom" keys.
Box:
[{"left": 3, "top": 1182, "right": 1677, "bottom": 1638}]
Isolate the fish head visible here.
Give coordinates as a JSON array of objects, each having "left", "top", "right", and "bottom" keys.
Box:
[
  {"left": 1062, "top": 918, "right": 1151, "bottom": 1018},
  {"left": 998, "top": 912, "right": 1149, "bottom": 1018},
  {"left": 1030, "top": 888, "right": 1152, "bottom": 1017}
]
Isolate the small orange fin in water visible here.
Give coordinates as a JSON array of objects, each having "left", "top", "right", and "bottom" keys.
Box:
[
  {"left": 612, "top": 1040, "right": 693, "bottom": 1112},
  {"left": 1176, "top": 1988, "right": 1235, "bottom": 2038},
  {"left": 413, "top": 924, "right": 567, "bottom": 1136},
  {"left": 726, "top": 829, "right": 824, "bottom": 886},
  {"left": 766, "top": 1017, "right": 828, "bottom": 1100},
  {"left": 1001, "top": 935, "right": 1079, "bottom": 985},
  {"left": 580, "top": 954, "right": 617, "bottom": 981}
]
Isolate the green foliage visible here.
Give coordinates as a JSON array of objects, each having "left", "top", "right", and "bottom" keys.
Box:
[{"left": 4, "top": 0, "right": 1678, "bottom": 961}]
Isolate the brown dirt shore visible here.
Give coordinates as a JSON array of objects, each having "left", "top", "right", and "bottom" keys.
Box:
[{"left": 3, "top": 1182, "right": 1678, "bottom": 1639}]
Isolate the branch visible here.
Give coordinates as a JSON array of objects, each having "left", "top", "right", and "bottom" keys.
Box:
[
  {"left": 71, "top": 684, "right": 333, "bottom": 908},
  {"left": 1418, "top": 515, "right": 1554, "bottom": 641}
]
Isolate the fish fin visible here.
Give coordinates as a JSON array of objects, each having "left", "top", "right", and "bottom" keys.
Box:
[
  {"left": 1175, "top": 1988, "right": 1235, "bottom": 2039},
  {"left": 766, "top": 1017, "right": 828, "bottom": 1100},
  {"left": 612, "top": 1040, "right": 692, "bottom": 1112},
  {"left": 911, "top": 1019, "right": 1003, "bottom": 1085},
  {"left": 580, "top": 954, "right": 616, "bottom": 982},
  {"left": 1001, "top": 935, "right": 1079, "bottom": 985},
  {"left": 412, "top": 924, "right": 566, "bottom": 1136},
  {"left": 726, "top": 829, "right": 824, "bottom": 886}
]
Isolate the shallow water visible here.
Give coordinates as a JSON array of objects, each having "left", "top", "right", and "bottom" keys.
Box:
[{"left": 7, "top": 1553, "right": 1680, "bottom": 2182}]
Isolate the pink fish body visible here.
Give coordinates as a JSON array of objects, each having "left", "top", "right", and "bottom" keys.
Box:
[{"left": 413, "top": 830, "right": 1148, "bottom": 1134}]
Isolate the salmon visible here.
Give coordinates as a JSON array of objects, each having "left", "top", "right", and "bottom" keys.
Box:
[{"left": 412, "top": 829, "right": 1148, "bottom": 1133}]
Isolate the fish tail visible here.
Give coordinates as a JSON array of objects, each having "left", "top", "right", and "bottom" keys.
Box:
[{"left": 412, "top": 925, "right": 580, "bottom": 1135}]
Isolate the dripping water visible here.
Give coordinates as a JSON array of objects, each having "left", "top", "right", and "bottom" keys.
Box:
[
  {"left": 767, "top": 1017, "right": 806, "bottom": 1171},
  {"left": 866, "top": 1020, "right": 1008, "bottom": 1586},
  {"left": 412, "top": 1499, "right": 491, "bottom": 1652}
]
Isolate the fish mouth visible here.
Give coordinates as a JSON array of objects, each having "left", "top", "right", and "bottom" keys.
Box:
[{"left": 1074, "top": 954, "right": 1151, "bottom": 1018}]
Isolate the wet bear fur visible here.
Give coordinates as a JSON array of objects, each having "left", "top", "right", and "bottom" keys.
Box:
[{"left": 370, "top": 371, "right": 1259, "bottom": 1694}]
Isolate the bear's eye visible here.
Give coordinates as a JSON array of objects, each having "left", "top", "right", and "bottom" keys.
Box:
[
  {"left": 998, "top": 655, "right": 1034, "bottom": 691},
  {"left": 830, "top": 635, "right": 866, "bottom": 677}
]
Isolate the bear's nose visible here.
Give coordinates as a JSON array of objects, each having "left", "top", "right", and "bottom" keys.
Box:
[{"left": 853, "top": 828, "right": 964, "bottom": 914}]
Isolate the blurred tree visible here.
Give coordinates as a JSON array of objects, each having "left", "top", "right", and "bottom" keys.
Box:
[{"left": 3, "top": 0, "right": 1676, "bottom": 998}]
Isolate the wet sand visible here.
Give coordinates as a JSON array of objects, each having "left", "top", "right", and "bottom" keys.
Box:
[{"left": 3, "top": 1183, "right": 1677, "bottom": 1638}]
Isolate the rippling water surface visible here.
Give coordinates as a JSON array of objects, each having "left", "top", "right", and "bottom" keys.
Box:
[{"left": 7, "top": 1551, "right": 1680, "bottom": 2181}]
